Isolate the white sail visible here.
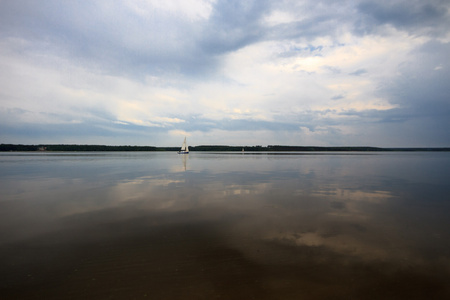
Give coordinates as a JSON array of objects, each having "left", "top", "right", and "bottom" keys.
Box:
[{"left": 178, "top": 137, "right": 189, "bottom": 154}]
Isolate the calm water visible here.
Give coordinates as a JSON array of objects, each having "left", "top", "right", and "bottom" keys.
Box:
[{"left": 1, "top": 151, "right": 450, "bottom": 299}]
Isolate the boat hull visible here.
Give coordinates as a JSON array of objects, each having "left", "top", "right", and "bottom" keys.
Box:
[{"left": 178, "top": 151, "right": 189, "bottom": 154}]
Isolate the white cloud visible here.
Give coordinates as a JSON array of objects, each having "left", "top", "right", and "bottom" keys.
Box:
[
  {"left": 126, "top": 0, "right": 216, "bottom": 20},
  {"left": 264, "top": 10, "right": 299, "bottom": 26}
]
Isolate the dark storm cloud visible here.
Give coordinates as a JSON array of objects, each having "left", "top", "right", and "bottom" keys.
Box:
[
  {"left": 0, "top": 118, "right": 170, "bottom": 145},
  {"left": 199, "top": 0, "right": 270, "bottom": 54},
  {"left": 338, "top": 43, "right": 450, "bottom": 146},
  {"left": 331, "top": 95, "right": 345, "bottom": 100},
  {"left": 349, "top": 69, "right": 367, "bottom": 76},
  {"left": 377, "top": 41, "right": 450, "bottom": 142},
  {"left": 0, "top": 0, "right": 211, "bottom": 77},
  {"left": 356, "top": 0, "right": 450, "bottom": 35},
  {"left": 386, "top": 41, "right": 450, "bottom": 106},
  {"left": 339, "top": 108, "right": 408, "bottom": 123}
]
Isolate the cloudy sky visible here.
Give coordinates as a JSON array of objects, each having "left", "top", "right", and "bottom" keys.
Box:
[{"left": 1, "top": 0, "right": 449, "bottom": 147}]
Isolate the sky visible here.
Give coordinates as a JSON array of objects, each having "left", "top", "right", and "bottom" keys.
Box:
[{"left": 1, "top": 0, "right": 449, "bottom": 147}]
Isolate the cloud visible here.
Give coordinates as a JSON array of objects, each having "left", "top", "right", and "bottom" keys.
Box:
[
  {"left": 356, "top": 0, "right": 450, "bottom": 36},
  {"left": 0, "top": 0, "right": 219, "bottom": 78},
  {"left": 0, "top": 0, "right": 449, "bottom": 146},
  {"left": 349, "top": 69, "right": 367, "bottom": 76}
]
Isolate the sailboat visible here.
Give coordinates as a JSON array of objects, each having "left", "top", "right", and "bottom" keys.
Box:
[{"left": 178, "top": 137, "right": 189, "bottom": 154}]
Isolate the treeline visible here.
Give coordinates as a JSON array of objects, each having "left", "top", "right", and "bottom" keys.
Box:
[
  {"left": 0, "top": 144, "right": 176, "bottom": 152},
  {"left": 1, "top": 144, "right": 449, "bottom": 152},
  {"left": 266, "top": 145, "right": 383, "bottom": 151},
  {"left": 191, "top": 145, "right": 450, "bottom": 151},
  {"left": 266, "top": 145, "right": 450, "bottom": 151},
  {"left": 0, "top": 144, "right": 39, "bottom": 151},
  {"left": 191, "top": 145, "right": 264, "bottom": 151}
]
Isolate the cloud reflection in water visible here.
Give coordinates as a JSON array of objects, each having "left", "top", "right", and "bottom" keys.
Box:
[{"left": 1, "top": 152, "right": 450, "bottom": 298}]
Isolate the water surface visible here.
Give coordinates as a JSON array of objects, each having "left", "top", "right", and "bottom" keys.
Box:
[{"left": 1, "top": 152, "right": 449, "bottom": 299}]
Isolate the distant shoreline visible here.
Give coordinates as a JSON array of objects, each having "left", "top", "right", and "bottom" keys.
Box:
[{"left": 1, "top": 144, "right": 450, "bottom": 152}]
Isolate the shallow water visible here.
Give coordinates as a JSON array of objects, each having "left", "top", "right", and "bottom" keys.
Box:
[{"left": 1, "top": 151, "right": 450, "bottom": 299}]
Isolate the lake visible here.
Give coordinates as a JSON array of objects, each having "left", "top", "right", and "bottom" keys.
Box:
[{"left": 1, "top": 151, "right": 450, "bottom": 299}]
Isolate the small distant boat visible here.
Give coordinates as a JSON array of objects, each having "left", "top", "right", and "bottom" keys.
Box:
[{"left": 178, "top": 137, "right": 189, "bottom": 154}]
